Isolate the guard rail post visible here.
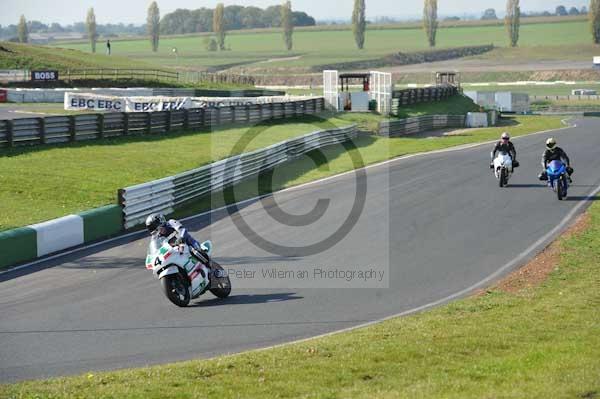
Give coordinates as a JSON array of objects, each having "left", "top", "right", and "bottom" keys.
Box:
[
  {"left": 183, "top": 109, "right": 190, "bottom": 130},
  {"left": 245, "top": 104, "right": 250, "bottom": 124},
  {"left": 146, "top": 112, "right": 152, "bottom": 135},
  {"left": 123, "top": 113, "right": 129, "bottom": 135},
  {"left": 6, "top": 119, "right": 14, "bottom": 148},
  {"left": 230, "top": 105, "right": 235, "bottom": 124},
  {"left": 38, "top": 117, "right": 46, "bottom": 145},
  {"left": 68, "top": 115, "right": 76, "bottom": 142},
  {"left": 165, "top": 111, "right": 172, "bottom": 133},
  {"left": 98, "top": 114, "right": 104, "bottom": 139},
  {"left": 200, "top": 108, "right": 206, "bottom": 128}
]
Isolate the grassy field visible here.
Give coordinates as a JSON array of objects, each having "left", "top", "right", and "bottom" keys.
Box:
[
  {"left": 0, "top": 42, "right": 148, "bottom": 71},
  {"left": 53, "top": 21, "right": 591, "bottom": 72},
  {"left": 0, "top": 116, "right": 351, "bottom": 231},
  {"left": 2, "top": 116, "right": 596, "bottom": 399}
]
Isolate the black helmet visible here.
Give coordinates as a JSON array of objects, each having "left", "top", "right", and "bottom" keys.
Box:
[{"left": 145, "top": 213, "right": 166, "bottom": 234}]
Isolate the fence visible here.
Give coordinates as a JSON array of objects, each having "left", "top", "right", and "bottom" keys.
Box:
[
  {"left": 379, "top": 115, "right": 466, "bottom": 137},
  {"left": 0, "top": 69, "right": 29, "bottom": 82},
  {"left": 392, "top": 86, "right": 460, "bottom": 116},
  {"left": 118, "top": 125, "right": 358, "bottom": 228},
  {"left": 0, "top": 98, "right": 325, "bottom": 148},
  {"left": 61, "top": 69, "right": 179, "bottom": 82},
  {"left": 178, "top": 71, "right": 256, "bottom": 86}
]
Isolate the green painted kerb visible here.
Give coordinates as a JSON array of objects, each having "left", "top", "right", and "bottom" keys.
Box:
[
  {"left": 79, "top": 205, "right": 123, "bottom": 243},
  {"left": 0, "top": 227, "right": 37, "bottom": 269}
]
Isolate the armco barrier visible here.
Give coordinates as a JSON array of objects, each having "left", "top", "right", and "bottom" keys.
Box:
[
  {"left": 0, "top": 98, "right": 325, "bottom": 148},
  {"left": 379, "top": 115, "right": 466, "bottom": 137},
  {"left": 0, "top": 207, "right": 123, "bottom": 270},
  {"left": 391, "top": 86, "right": 459, "bottom": 115},
  {"left": 119, "top": 125, "right": 359, "bottom": 229}
]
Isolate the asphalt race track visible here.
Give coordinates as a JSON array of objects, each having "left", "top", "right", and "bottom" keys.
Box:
[{"left": 1, "top": 118, "right": 600, "bottom": 382}]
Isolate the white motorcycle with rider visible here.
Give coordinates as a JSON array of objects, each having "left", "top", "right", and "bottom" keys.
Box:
[
  {"left": 490, "top": 132, "right": 519, "bottom": 187},
  {"left": 145, "top": 214, "right": 231, "bottom": 307}
]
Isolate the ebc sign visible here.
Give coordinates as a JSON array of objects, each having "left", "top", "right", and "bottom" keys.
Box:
[
  {"left": 31, "top": 70, "right": 59, "bottom": 81},
  {"left": 64, "top": 92, "right": 194, "bottom": 113}
]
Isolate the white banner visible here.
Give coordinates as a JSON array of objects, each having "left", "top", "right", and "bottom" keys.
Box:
[
  {"left": 191, "top": 96, "right": 313, "bottom": 108},
  {"left": 65, "top": 92, "right": 193, "bottom": 113},
  {"left": 65, "top": 92, "right": 319, "bottom": 112}
]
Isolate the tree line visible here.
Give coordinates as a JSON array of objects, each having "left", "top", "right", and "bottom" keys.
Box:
[
  {"left": 160, "top": 5, "right": 314, "bottom": 35},
  {"left": 10, "top": 2, "right": 309, "bottom": 53},
  {"left": 0, "top": 20, "right": 145, "bottom": 40},
  {"left": 482, "top": 5, "right": 588, "bottom": 20},
  {"left": 350, "top": 0, "right": 600, "bottom": 48}
]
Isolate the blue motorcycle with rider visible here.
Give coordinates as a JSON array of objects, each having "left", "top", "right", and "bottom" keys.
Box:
[{"left": 538, "top": 138, "right": 574, "bottom": 201}]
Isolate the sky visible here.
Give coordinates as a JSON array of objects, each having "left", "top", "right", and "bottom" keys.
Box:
[{"left": 0, "top": 0, "right": 588, "bottom": 26}]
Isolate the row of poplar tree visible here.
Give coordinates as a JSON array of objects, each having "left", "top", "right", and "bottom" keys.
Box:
[
  {"left": 353, "top": 0, "right": 600, "bottom": 49},
  {"left": 13, "top": 1, "right": 600, "bottom": 51},
  {"left": 14, "top": 1, "right": 294, "bottom": 52}
]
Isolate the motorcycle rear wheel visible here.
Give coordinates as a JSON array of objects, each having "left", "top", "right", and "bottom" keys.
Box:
[
  {"left": 161, "top": 274, "right": 191, "bottom": 307},
  {"left": 209, "top": 261, "right": 232, "bottom": 299}
]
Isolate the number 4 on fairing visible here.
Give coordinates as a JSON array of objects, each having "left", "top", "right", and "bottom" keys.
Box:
[{"left": 145, "top": 233, "right": 231, "bottom": 307}]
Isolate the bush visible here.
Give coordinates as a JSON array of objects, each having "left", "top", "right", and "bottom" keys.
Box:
[{"left": 204, "top": 37, "right": 217, "bottom": 52}]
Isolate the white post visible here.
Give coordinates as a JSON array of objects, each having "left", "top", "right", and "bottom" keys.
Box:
[
  {"left": 323, "top": 70, "right": 339, "bottom": 111},
  {"left": 370, "top": 71, "right": 393, "bottom": 116}
]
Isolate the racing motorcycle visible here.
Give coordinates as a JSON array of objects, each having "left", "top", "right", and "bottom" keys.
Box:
[
  {"left": 541, "top": 160, "right": 569, "bottom": 201},
  {"left": 146, "top": 233, "right": 231, "bottom": 307},
  {"left": 492, "top": 151, "right": 517, "bottom": 187}
]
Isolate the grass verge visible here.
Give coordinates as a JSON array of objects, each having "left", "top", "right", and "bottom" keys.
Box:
[
  {"left": 0, "top": 116, "right": 350, "bottom": 231},
  {"left": 2, "top": 132, "right": 598, "bottom": 398},
  {"left": 330, "top": 95, "right": 481, "bottom": 133}
]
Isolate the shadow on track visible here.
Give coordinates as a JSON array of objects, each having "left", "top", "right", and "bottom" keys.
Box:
[
  {"left": 192, "top": 292, "right": 303, "bottom": 307},
  {"left": 564, "top": 195, "right": 600, "bottom": 202},
  {"left": 505, "top": 183, "right": 547, "bottom": 188}
]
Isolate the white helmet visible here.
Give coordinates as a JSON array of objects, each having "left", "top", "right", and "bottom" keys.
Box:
[
  {"left": 501, "top": 132, "right": 510, "bottom": 140},
  {"left": 546, "top": 137, "right": 557, "bottom": 150}
]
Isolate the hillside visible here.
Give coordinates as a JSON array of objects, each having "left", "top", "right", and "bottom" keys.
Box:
[
  {"left": 0, "top": 41, "right": 153, "bottom": 71},
  {"left": 52, "top": 20, "right": 591, "bottom": 75}
]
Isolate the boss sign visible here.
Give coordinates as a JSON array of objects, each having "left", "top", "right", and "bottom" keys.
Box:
[{"left": 31, "top": 70, "right": 59, "bottom": 81}]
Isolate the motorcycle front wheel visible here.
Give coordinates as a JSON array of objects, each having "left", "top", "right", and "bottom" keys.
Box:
[
  {"left": 557, "top": 175, "right": 567, "bottom": 201},
  {"left": 161, "top": 274, "right": 191, "bottom": 307},
  {"left": 499, "top": 168, "right": 507, "bottom": 187},
  {"left": 209, "top": 261, "right": 232, "bottom": 299}
]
